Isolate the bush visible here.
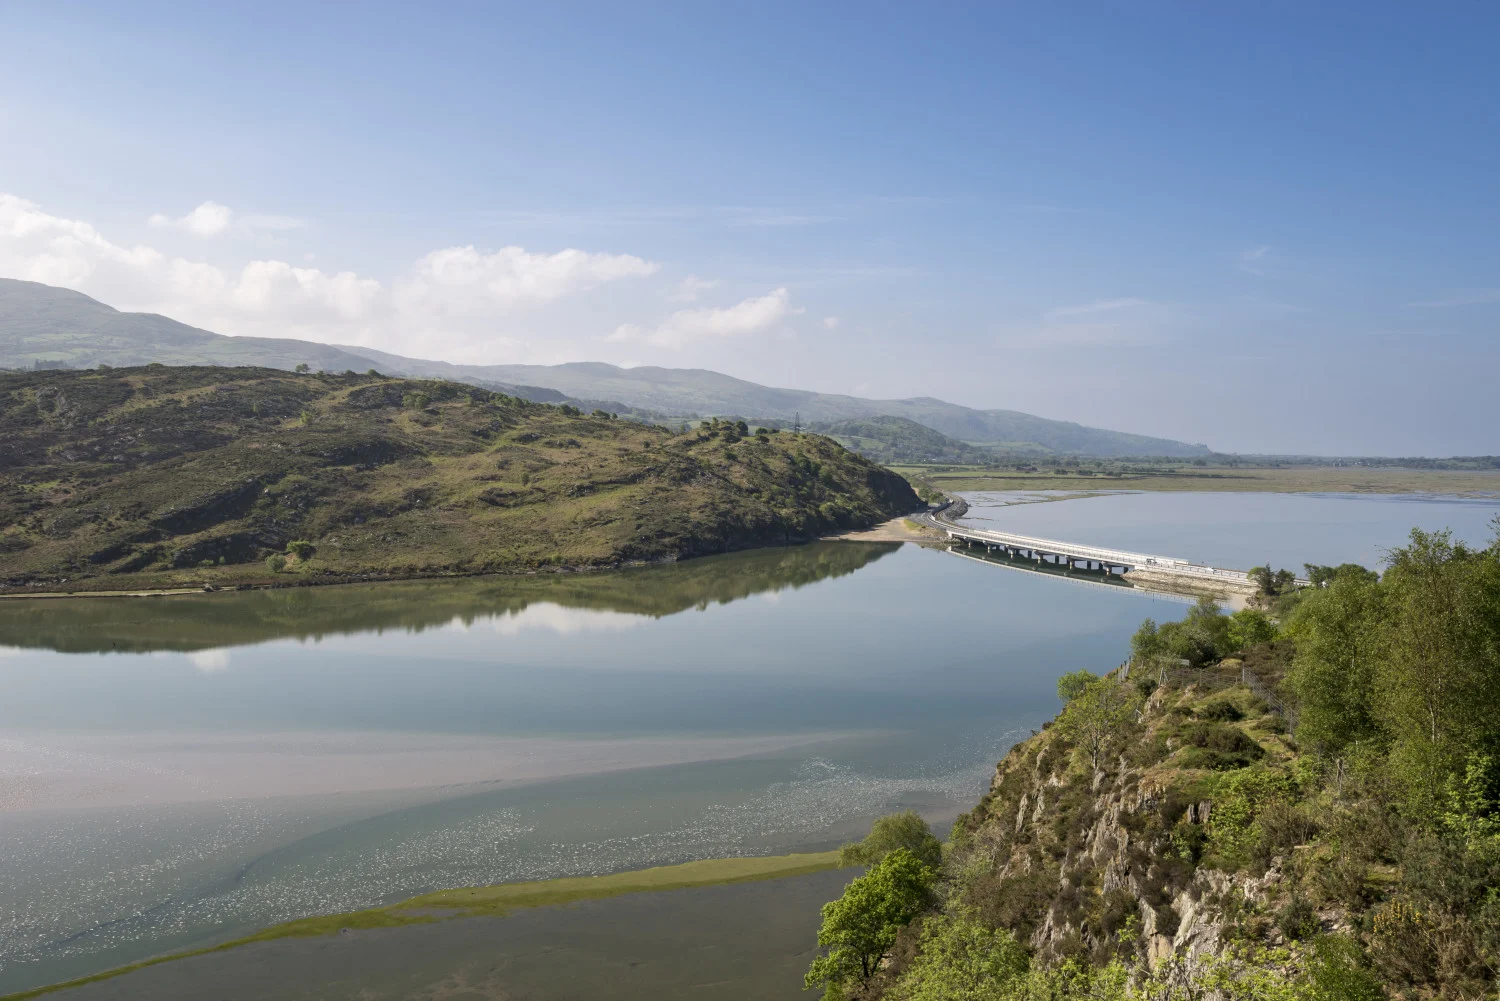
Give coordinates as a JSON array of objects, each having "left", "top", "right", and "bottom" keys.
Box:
[
  {"left": 265, "top": 553, "right": 286, "bottom": 573},
  {"left": 889, "top": 911, "right": 1029, "bottom": 1000},
  {"left": 839, "top": 811, "right": 943, "bottom": 870},
  {"left": 286, "top": 540, "right": 315, "bottom": 560},
  {"left": 1277, "top": 896, "right": 1321, "bottom": 941},
  {"left": 1305, "top": 934, "right": 1384, "bottom": 1001}
]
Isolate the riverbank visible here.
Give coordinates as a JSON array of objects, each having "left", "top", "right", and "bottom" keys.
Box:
[
  {"left": 893, "top": 463, "right": 1500, "bottom": 496},
  {"left": 2, "top": 853, "right": 847, "bottom": 1001}
]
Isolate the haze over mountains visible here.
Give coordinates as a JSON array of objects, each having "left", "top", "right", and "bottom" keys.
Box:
[{"left": 0, "top": 278, "right": 1210, "bottom": 458}]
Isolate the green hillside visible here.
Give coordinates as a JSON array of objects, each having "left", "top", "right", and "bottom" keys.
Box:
[
  {"left": 1, "top": 278, "right": 1210, "bottom": 458},
  {"left": 0, "top": 366, "right": 918, "bottom": 593},
  {"left": 814, "top": 415, "right": 996, "bottom": 463}
]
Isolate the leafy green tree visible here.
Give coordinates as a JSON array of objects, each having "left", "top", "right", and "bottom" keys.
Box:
[
  {"left": 294, "top": 362, "right": 310, "bottom": 373},
  {"left": 1150, "top": 598, "right": 1230, "bottom": 667},
  {"left": 805, "top": 848, "right": 936, "bottom": 999},
  {"left": 265, "top": 553, "right": 286, "bottom": 573},
  {"left": 1375, "top": 529, "right": 1500, "bottom": 814},
  {"left": 1305, "top": 563, "right": 1379, "bottom": 589},
  {"left": 1286, "top": 568, "right": 1385, "bottom": 755},
  {"left": 838, "top": 811, "right": 943, "bottom": 869},
  {"left": 1057, "top": 669, "right": 1099, "bottom": 703},
  {"left": 286, "top": 540, "right": 315, "bottom": 561},
  {"left": 1056, "top": 676, "right": 1141, "bottom": 772},
  {"left": 1226, "top": 608, "right": 1277, "bottom": 652},
  {"left": 1131, "top": 618, "right": 1166, "bottom": 664},
  {"left": 1250, "top": 565, "right": 1297, "bottom": 598},
  {"left": 889, "top": 911, "right": 1029, "bottom": 1000}
]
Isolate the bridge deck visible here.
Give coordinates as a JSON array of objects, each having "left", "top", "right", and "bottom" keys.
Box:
[{"left": 933, "top": 515, "right": 1261, "bottom": 586}]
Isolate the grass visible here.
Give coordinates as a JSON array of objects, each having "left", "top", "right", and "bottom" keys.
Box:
[
  {"left": 0, "top": 366, "right": 919, "bottom": 593},
  {"left": 891, "top": 464, "right": 1500, "bottom": 496},
  {"left": 0, "top": 851, "right": 844, "bottom": 1001}
]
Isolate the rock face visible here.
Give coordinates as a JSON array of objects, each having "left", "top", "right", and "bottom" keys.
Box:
[{"left": 949, "top": 670, "right": 1307, "bottom": 972}]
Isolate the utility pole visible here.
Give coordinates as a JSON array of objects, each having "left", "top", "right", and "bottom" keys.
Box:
[{"left": 793, "top": 411, "right": 800, "bottom": 433}]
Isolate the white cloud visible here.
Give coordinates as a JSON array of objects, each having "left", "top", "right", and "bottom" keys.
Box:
[
  {"left": 150, "top": 201, "right": 235, "bottom": 236},
  {"left": 609, "top": 288, "right": 799, "bottom": 348},
  {"left": 148, "top": 201, "right": 305, "bottom": 238},
  {"left": 1036, "top": 297, "right": 1171, "bottom": 346},
  {"left": 668, "top": 275, "right": 719, "bottom": 302},
  {"left": 0, "top": 193, "right": 661, "bottom": 358},
  {"left": 822, "top": 315, "right": 840, "bottom": 329},
  {"left": 403, "top": 244, "right": 657, "bottom": 305},
  {"left": 1238, "top": 245, "right": 1272, "bottom": 275}
]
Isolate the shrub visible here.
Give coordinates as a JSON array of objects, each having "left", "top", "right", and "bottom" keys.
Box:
[
  {"left": 889, "top": 911, "right": 1029, "bottom": 1000},
  {"left": 265, "top": 553, "right": 287, "bottom": 573},
  {"left": 839, "top": 811, "right": 943, "bottom": 870},
  {"left": 286, "top": 540, "right": 315, "bottom": 560},
  {"left": 1305, "top": 934, "right": 1384, "bottom": 1001},
  {"left": 1277, "top": 896, "right": 1320, "bottom": 941}
]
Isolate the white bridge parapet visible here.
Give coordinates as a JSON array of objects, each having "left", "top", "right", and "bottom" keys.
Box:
[{"left": 933, "top": 515, "right": 1258, "bottom": 586}]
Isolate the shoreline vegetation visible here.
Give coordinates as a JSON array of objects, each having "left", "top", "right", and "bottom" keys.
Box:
[
  {"left": 0, "top": 853, "right": 844, "bottom": 1001},
  {"left": 0, "top": 365, "right": 919, "bottom": 596},
  {"left": 801, "top": 523, "right": 1500, "bottom": 1001},
  {"left": 894, "top": 463, "right": 1500, "bottom": 498}
]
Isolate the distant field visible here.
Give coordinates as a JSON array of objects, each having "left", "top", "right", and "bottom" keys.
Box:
[{"left": 890, "top": 465, "right": 1500, "bottom": 497}]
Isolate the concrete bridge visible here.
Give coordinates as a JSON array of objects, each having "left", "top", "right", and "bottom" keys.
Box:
[{"left": 921, "top": 503, "right": 1282, "bottom": 595}]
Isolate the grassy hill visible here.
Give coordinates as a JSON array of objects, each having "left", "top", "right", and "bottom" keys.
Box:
[
  {"left": 1, "top": 278, "right": 1210, "bottom": 458},
  {"left": 813, "top": 415, "right": 996, "bottom": 464},
  {"left": 0, "top": 366, "right": 918, "bottom": 593}
]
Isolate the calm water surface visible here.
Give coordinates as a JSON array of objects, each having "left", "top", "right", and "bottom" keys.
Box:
[{"left": 2, "top": 490, "right": 1495, "bottom": 994}]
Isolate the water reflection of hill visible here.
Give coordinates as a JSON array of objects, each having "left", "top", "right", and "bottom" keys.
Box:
[{"left": 0, "top": 542, "right": 899, "bottom": 654}]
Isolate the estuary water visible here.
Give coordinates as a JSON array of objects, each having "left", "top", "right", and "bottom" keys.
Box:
[{"left": 1, "top": 489, "right": 1496, "bottom": 994}]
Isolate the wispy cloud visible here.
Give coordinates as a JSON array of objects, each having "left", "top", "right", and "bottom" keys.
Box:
[
  {"left": 1238, "top": 245, "right": 1272, "bottom": 275},
  {"left": 610, "top": 288, "right": 801, "bottom": 348},
  {"left": 1035, "top": 297, "right": 1173, "bottom": 347},
  {"left": 1408, "top": 288, "right": 1500, "bottom": 308},
  {"left": 149, "top": 201, "right": 305, "bottom": 238},
  {"left": 667, "top": 275, "right": 719, "bottom": 302},
  {"left": 1043, "top": 297, "right": 1150, "bottom": 323},
  {"left": 477, "top": 204, "right": 845, "bottom": 229}
]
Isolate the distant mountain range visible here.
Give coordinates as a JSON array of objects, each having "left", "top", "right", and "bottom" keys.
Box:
[{"left": 0, "top": 278, "right": 1211, "bottom": 458}]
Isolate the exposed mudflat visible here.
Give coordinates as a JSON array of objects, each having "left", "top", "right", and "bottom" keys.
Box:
[{"left": 38, "top": 869, "right": 851, "bottom": 1001}]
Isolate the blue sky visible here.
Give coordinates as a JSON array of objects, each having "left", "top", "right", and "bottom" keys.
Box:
[{"left": 2, "top": 2, "right": 1496, "bottom": 455}]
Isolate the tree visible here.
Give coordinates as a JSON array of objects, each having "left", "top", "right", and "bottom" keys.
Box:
[
  {"left": 1057, "top": 669, "right": 1099, "bottom": 703},
  {"left": 805, "top": 848, "right": 936, "bottom": 999},
  {"left": 839, "top": 811, "right": 943, "bottom": 869},
  {"left": 294, "top": 362, "right": 310, "bottom": 373},
  {"left": 265, "top": 553, "right": 287, "bottom": 573},
  {"left": 1305, "top": 563, "right": 1379, "bottom": 588},
  {"left": 1374, "top": 529, "right": 1500, "bottom": 814},
  {"left": 1131, "top": 618, "right": 1166, "bottom": 664},
  {"left": 1226, "top": 609, "right": 1277, "bottom": 652},
  {"left": 889, "top": 911, "right": 1029, "bottom": 1000},
  {"left": 1249, "top": 565, "right": 1297, "bottom": 598},
  {"left": 1286, "top": 567, "right": 1385, "bottom": 755},
  {"left": 1056, "top": 676, "right": 1141, "bottom": 772},
  {"left": 286, "top": 540, "right": 315, "bottom": 561}
]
